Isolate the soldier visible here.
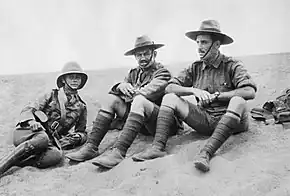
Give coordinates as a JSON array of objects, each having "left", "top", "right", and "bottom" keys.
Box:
[
  {"left": 0, "top": 62, "right": 88, "bottom": 177},
  {"left": 131, "top": 20, "right": 257, "bottom": 172},
  {"left": 66, "top": 35, "right": 176, "bottom": 169}
]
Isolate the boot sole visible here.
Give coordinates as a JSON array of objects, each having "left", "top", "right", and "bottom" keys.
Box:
[
  {"left": 66, "top": 156, "right": 85, "bottom": 162},
  {"left": 132, "top": 156, "right": 145, "bottom": 162},
  {"left": 194, "top": 161, "right": 210, "bottom": 172},
  {"left": 92, "top": 161, "right": 114, "bottom": 169},
  {"left": 65, "top": 153, "right": 100, "bottom": 162}
]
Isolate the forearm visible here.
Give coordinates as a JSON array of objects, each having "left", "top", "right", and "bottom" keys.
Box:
[
  {"left": 165, "top": 84, "right": 195, "bottom": 96},
  {"left": 137, "top": 79, "right": 167, "bottom": 99},
  {"left": 218, "top": 86, "right": 256, "bottom": 101}
]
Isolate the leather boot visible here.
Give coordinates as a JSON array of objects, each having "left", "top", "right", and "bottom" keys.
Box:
[
  {"left": 92, "top": 148, "right": 124, "bottom": 169},
  {"left": 0, "top": 141, "right": 35, "bottom": 177},
  {"left": 132, "top": 145, "right": 167, "bottom": 162},
  {"left": 66, "top": 142, "right": 99, "bottom": 162},
  {"left": 193, "top": 150, "right": 211, "bottom": 172}
]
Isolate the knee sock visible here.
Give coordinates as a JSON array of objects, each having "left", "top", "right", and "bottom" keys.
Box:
[
  {"left": 88, "top": 109, "right": 114, "bottom": 147},
  {"left": 114, "top": 112, "right": 144, "bottom": 156},
  {"left": 202, "top": 111, "right": 240, "bottom": 157},
  {"left": 152, "top": 106, "right": 175, "bottom": 150}
]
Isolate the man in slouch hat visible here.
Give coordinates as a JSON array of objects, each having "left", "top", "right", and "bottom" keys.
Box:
[
  {"left": 66, "top": 35, "right": 178, "bottom": 169},
  {"left": 132, "top": 20, "right": 257, "bottom": 173}
]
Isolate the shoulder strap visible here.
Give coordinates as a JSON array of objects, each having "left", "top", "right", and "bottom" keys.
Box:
[{"left": 57, "top": 88, "right": 67, "bottom": 123}]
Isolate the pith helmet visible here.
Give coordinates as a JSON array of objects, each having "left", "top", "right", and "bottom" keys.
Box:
[
  {"left": 185, "top": 20, "right": 233, "bottom": 45},
  {"left": 56, "top": 61, "right": 88, "bottom": 89},
  {"left": 124, "top": 35, "right": 164, "bottom": 56}
]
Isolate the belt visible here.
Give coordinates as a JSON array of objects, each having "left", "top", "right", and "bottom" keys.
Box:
[{"left": 50, "top": 121, "right": 63, "bottom": 150}]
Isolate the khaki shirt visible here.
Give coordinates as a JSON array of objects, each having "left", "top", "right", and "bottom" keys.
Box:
[
  {"left": 110, "top": 62, "right": 171, "bottom": 106},
  {"left": 170, "top": 54, "right": 257, "bottom": 116}
]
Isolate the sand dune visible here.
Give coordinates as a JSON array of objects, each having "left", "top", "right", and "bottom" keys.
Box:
[{"left": 1, "top": 53, "right": 290, "bottom": 196}]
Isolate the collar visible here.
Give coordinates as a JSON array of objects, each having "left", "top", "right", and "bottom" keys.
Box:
[
  {"left": 201, "top": 53, "right": 224, "bottom": 71},
  {"left": 63, "top": 86, "right": 78, "bottom": 96}
]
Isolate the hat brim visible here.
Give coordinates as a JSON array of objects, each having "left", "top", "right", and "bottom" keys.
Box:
[
  {"left": 124, "top": 44, "right": 164, "bottom": 56},
  {"left": 185, "top": 30, "right": 233, "bottom": 45},
  {"left": 56, "top": 71, "right": 88, "bottom": 89}
]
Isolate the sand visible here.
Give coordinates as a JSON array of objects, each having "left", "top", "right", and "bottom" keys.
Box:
[{"left": 1, "top": 53, "right": 290, "bottom": 196}]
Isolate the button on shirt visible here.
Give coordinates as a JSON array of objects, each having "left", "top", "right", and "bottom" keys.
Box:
[{"left": 169, "top": 54, "right": 257, "bottom": 116}]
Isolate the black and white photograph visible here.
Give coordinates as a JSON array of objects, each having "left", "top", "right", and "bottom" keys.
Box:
[{"left": 0, "top": 0, "right": 289, "bottom": 195}]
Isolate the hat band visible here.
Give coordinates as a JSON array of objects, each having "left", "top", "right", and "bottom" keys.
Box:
[
  {"left": 199, "top": 27, "right": 221, "bottom": 33},
  {"left": 135, "top": 41, "right": 154, "bottom": 48}
]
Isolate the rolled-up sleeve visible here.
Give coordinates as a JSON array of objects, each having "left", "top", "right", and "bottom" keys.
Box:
[
  {"left": 231, "top": 62, "right": 257, "bottom": 91},
  {"left": 138, "top": 67, "right": 171, "bottom": 100},
  {"left": 169, "top": 64, "right": 194, "bottom": 87}
]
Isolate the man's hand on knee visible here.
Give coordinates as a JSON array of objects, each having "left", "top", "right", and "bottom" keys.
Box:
[{"left": 117, "top": 82, "right": 136, "bottom": 98}]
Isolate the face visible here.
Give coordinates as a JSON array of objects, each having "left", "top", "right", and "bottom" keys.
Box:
[
  {"left": 196, "top": 34, "right": 213, "bottom": 59},
  {"left": 63, "top": 74, "right": 82, "bottom": 90},
  {"left": 134, "top": 48, "right": 156, "bottom": 69}
]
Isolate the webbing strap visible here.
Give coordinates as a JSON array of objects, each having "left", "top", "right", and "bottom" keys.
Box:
[{"left": 57, "top": 88, "right": 67, "bottom": 124}]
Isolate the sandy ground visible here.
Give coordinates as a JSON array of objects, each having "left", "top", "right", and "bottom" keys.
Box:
[{"left": 1, "top": 53, "right": 290, "bottom": 196}]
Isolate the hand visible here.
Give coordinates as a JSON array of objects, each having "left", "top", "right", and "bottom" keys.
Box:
[
  {"left": 117, "top": 82, "right": 136, "bottom": 98},
  {"left": 28, "top": 120, "right": 44, "bottom": 132},
  {"left": 59, "top": 133, "right": 81, "bottom": 150},
  {"left": 192, "top": 88, "right": 214, "bottom": 106},
  {"left": 67, "top": 133, "right": 82, "bottom": 142}
]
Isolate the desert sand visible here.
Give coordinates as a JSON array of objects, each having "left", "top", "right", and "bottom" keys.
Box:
[{"left": 1, "top": 53, "right": 290, "bottom": 196}]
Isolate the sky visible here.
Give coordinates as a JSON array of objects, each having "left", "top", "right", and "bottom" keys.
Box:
[{"left": 0, "top": 0, "right": 289, "bottom": 75}]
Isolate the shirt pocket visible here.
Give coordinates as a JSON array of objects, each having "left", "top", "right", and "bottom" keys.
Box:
[{"left": 217, "top": 80, "right": 234, "bottom": 92}]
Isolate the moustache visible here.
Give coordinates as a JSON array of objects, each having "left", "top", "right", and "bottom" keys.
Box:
[
  {"left": 140, "top": 60, "right": 149, "bottom": 64},
  {"left": 198, "top": 49, "right": 206, "bottom": 53}
]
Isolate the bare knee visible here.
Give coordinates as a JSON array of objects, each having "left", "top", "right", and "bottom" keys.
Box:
[
  {"left": 131, "top": 95, "right": 154, "bottom": 115},
  {"left": 228, "top": 96, "right": 247, "bottom": 113},
  {"left": 162, "top": 93, "right": 180, "bottom": 109},
  {"left": 103, "top": 94, "right": 123, "bottom": 107},
  {"left": 102, "top": 94, "right": 126, "bottom": 112},
  {"left": 131, "top": 95, "right": 148, "bottom": 108}
]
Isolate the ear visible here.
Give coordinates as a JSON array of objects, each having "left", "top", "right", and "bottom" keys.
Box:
[{"left": 214, "top": 40, "right": 221, "bottom": 49}]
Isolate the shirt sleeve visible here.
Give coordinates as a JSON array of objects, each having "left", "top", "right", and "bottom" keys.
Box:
[
  {"left": 109, "top": 69, "right": 134, "bottom": 96},
  {"left": 169, "top": 64, "right": 194, "bottom": 87},
  {"left": 18, "top": 91, "right": 52, "bottom": 124},
  {"left": 231, "top": 62, "right": 257, "bottom": 91},
  {"left": 137, "top": 67, "right": 171, "bottom": 100}
]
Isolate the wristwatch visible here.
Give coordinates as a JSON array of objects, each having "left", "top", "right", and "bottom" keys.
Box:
[{"left": 213, "top": 91, "right": 221, "bottom": 101}]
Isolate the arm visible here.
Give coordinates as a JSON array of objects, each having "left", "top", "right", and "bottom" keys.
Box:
[
  {"left": 217, "top": 62, "right": 257, "bottom": 102},
  {"left": 136, "top": 67, "right": 171, "bottom": 100},
  {"left": 18, "top": 91, "right": 52, "bottom": 125},
  {"left": 165, "top": 83, "right": 196, "bottom": 96},
  {"left": 217, "top": 86, "right": 256, "bottom": 101},
  {"left": 109, "top": 69, "right": 134, "bottom": 96},
  {"left": 165, "top": 64, "right": 204, "bottom": 97}
]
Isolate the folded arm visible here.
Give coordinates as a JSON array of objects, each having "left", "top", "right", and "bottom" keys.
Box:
[{"left": 136, "top": 68, "right": 171, "bottom": 100}]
